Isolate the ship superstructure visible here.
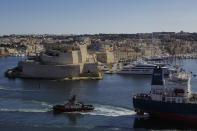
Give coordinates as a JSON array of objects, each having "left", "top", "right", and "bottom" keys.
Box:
[{"left": 150, "top": 67, "right": 191, "bottom": 103}]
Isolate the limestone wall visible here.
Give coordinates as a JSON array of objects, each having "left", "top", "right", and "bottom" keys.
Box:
[
  {"left": 40, "top": 51, "right": 76, "bottom": 65},
  {"left": 106, "top": 51, "right": 115, "bottom": 63},
  {"left": 96, "top": 52, "right": 107, "bottom": 63},
  {"left": 72, "top": 51, "right": 79, "bottom": 64},
  {"left": 20, "top": 61, "right": 80, "bottom": 79},
  {"left": 142, "top": 48, "right": 151, "bottom": 56},
  {"left": 39, "top": 44, "right": 90, "bottom": 65},
  {"left": 79, "top": 45, "right": 87, "bottom": 63},
  {"left": 96, "top": 51, "right": 114, "bottom": 63},
  {"left": 17, "top": 43, "right": 99, "bottom": 79},
  {"left": 82, "top": 63, "right": 98, "bottom": 73},
  {"left": 0, "top": 47, "right": 6, "bottom": 56},
  {"left": 78, "top": 51, "right": 82, "bottom": 63}
]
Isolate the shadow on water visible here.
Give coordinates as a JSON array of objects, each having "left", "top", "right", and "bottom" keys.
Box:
[
  {"left": 20, "top": 78, "right": 100, "bottom": 91},
  {"left": 53, "top": 112, "right": 83, "bottom": 125},
  {"left": 133, "top": 117, "right": 197, "bottom": 130},
  {"left": 18, "top": 78, "right": 100, "bottom": 102},
  {"left": 117, "top": 74, "right": 151, "bottom": 79}
]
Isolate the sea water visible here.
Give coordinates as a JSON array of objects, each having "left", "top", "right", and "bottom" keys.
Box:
[{"left": 0, "top": 57, "right": 197, "bottom": 130}]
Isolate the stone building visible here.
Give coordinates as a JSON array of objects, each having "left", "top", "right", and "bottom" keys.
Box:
[
  {"left": 15, "top": 43, "right": 100, "bottom": 79},
  {"left": 0, "top": 47, "right": 6, "bottom": 56},
  {"left": 96, "top": 50, "right": 115, "bottom": 64}
]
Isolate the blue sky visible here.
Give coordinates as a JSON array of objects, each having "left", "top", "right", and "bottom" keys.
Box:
[{"left": 0, "top": 0, "right": 197, "bottom": 35}]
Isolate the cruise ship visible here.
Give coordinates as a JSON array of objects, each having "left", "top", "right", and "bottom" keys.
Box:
[
  {"left": 118, "top": 61, "right": 175, "bottom": 75},
  {"left": 133, "top": 66, "right": 197, "bottom": 123}
]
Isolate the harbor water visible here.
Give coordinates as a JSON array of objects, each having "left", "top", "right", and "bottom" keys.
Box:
[{"left": 1, "top": 57, "right": 197, "bottom": 130}]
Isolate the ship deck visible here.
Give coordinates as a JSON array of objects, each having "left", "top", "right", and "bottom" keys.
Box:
[
  {"left": 189, "top": 93, "right": 197, "bottom": 103},
  {"left": 133, "top": 93, "right": 197, "bottom": 104},
  {"left": 133, "top": 93, "right": 151, "bottom": 100}
]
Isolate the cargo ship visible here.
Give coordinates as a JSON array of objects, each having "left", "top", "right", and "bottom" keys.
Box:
[{"left": 133, "top": 66, "right": 197, "bottom": 123}]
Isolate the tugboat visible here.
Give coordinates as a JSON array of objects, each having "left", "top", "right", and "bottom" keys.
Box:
[
  {"left": 133, "top": 66, "right": 197, "bottom": 123},
  {"left": 53, "top": 95, "right": 94, "bottom": 113}
]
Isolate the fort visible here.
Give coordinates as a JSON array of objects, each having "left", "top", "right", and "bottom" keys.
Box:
[{"left": 5, "top": 43, "right": 102, "bottom": 80}]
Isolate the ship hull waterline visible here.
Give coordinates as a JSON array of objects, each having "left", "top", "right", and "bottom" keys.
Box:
[
  {"left": 133, "top": 97, "right": 197, "bottom": 123},
  {"left": 53, "top": 105, "right": 94, "bottom": 113}
]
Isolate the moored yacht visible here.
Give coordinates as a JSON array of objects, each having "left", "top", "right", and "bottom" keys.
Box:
[{"left": 117, "top": 60, "right": 175, "bottom": 75}]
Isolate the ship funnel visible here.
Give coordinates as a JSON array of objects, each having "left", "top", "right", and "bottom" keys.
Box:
[{"left": 151, "top": 66, "right": 164, "bottom": 85}]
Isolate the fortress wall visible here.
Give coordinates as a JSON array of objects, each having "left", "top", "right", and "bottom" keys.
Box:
[
  {"left": 21, "top": 62, "right": 80, "bottom": 79},
  {"left": 96, "top": 52, "right": 107, "bottom": 63},
  {"left": 96, "top": 51, "right": 114, "bottom": 64},
  {"left": 40, "top": 52, "right": 74, "bottom": 65},
  {"left": 79, "top": 45, "right": 87, "bottom": 63},
  {"left": 17, "top": 44, "right": 99, "bottom": 79},
  {"left": 86, "top": 54, "right": 97, "bottom": 63},
  {"left": 72, "top": 51, "right": 79, "bottom": 64},
  {"left": 79, "top": 64, "right": 84, "bottom": 73},
  {"left": 59, "top": 52, "right": 74, "bottom": 64},
  {"left": 78, "top": 51, "right": 82, "bottom": 63},
  {"left": 82, "top": 63, "right": 98, "bottom": 73}
]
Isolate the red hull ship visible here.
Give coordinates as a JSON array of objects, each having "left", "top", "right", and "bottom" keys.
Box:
[{"left": 53, "top": 95, "right": 94, "bottom": 113}]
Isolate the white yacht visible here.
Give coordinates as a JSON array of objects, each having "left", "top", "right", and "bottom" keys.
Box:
[{"left": 117, "top": 60, "right": 175, "bottom": 75}]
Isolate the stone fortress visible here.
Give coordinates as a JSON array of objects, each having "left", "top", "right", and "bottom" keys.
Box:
[{"left": 8, "top": 42, "right": 101, "bottom": 80}]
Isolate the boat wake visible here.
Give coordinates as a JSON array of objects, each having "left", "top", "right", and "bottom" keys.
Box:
[
  {"left": 0, "top": 98, "right": 52, "bottom": 113},
  {"left": 80, "top": 104, "right": 136, "bottom": 117},
  {"left": 0, "top": 86, "right": 39, "bottom": 92},
  {"left": 0, "top": 108, "right": 50, "bottom": 113}
]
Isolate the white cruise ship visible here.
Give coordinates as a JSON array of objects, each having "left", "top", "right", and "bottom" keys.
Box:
[{"left": 117, "top": 61, "right": 175, "bottom": 75}]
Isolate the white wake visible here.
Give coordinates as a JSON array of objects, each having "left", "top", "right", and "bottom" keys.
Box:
[
  {"left": 81, "top": 104, "right": 135, "bottom": 117},
  {"left": 0, "top": 98, "right": 52, "bottom": 113},
  {"left": 0, "top": 86, "right": 39, "bottom": 92},
  {"left": 0, "top": 108, "right": 50, "bottom": 113}
]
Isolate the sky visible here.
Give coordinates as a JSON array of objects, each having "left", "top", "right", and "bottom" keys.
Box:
[{"left": 0, "top": 0, "right": 197, "bottom": 35}]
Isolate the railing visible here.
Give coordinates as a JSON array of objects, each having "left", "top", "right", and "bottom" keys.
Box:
[
  {"left": 133, "top": 93, "right": 151, "bottom": 100},
  {"left": 169, "top": 72, "right": 191, "bottom": 82}
]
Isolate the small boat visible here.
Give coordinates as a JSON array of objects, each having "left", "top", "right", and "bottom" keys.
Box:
[{"left": 53, "top": 95, "right": 94, "bottom": 113}]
